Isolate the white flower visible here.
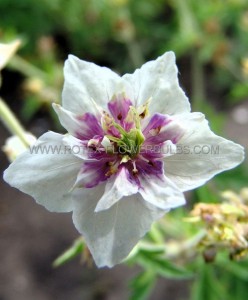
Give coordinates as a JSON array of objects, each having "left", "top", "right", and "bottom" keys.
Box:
[{"left": 3, "top": 52, "right": 244, "bottom": 267}]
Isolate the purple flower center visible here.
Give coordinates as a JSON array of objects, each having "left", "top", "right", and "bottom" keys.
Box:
[{"left": 76, "top": 95, "right": 184, "bottom": 188}]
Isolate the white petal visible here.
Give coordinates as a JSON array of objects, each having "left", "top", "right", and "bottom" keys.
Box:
[
  {"left": 62, "top": 55, "right": 130, "bottom": 114},
  {"left": 3, "top": 132, "right": 82, "bottom": 212},
  {"left": 95, "top": 167, "right": 139, "bottom": 212},
  {"left": 164, "top": 112, "right": 245, "bottom": 191},
  {"left": 101, "top": 136, "right": 112, "bottom": 150},
  {"left": 73, "top": 158, "right": 111, "bottom": 189},
  {"left": 53, "top": 103, "right": 83, "bottom": 136},
  {"left": 161, "top": 140, "right": 177, "bottom": 158},
  {"left": 123, "top": 51, "right": 190, "bottom": 115},
  {"left": 53, "top": 103, "right": 104, "bottom": 140},
  {"left": 63, "top": 135, "right": 90, "bottom": 160},
  {"left": 72, "top": 185, "right": 164, "bottom": 267},
  {"left": 139, "top": 174, "right": 186, "bottom": 210}
]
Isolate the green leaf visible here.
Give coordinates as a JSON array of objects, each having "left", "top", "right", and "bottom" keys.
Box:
[
  {"left": 231, "top": 277, "right": 248, "bottom": 300},
  {"left": 216, "top": 256, "right": 248, "bottom": 281},
  {"left": 137, "top": 250, "right": 194, "bottom": 279},
  {"left": 129, "top": 271, "right": 156, "bottom": 300},
  {"left": 21, "top": 96, "right": 42, "bottom": 121},
  {"left": 195, "top": 184, "right": 219, "bottom": 204},
  {"left": 215, "top": 165, "right": 248, "bottom": 190},
  {"left": 191, "top": 262, "right": 227, "bottom": 300},
  {"left": 229, "top": 83, "right": 248, "bottom": 104},
  {"left": 53, "top": 238, "right": 84, "bottom": 267},
  {"left": 147, "top": 223, "right": 165, "bottom": 244}
]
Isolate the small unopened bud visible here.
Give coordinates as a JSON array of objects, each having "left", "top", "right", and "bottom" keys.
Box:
[
  {"left": 3, "top": 133, "right": 37, "bottom": 162},
  {"left": 23, "top": 78, "right": 44, "bottom": 94},
  {"left": 203, "top": 247, "right": 217, "bottom": 263}
]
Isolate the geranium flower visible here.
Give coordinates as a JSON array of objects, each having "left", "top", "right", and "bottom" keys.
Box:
[{"left": 3, "top": 52, "right": 244, "bottom": 267}]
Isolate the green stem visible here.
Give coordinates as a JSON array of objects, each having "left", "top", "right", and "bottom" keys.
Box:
[
  {"left": 175, "top": 0, "right": 199, "bottom": 35},
  {"left": 9, "top": 55, "right": 47, "bottom": 80},
  {"left": 191, "top": 48, "right": 206, "bottom": 111},
  {"left": 0, "top": 97, "right": 30, "bottom": 147}
]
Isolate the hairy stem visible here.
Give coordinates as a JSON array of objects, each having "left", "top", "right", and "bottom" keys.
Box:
[{"left": 0, "top": 97, "right": 30, "bottom": 147}]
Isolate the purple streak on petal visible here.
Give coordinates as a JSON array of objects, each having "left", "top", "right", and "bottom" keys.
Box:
[
  {"left": 143, "top": 113, "right": 184, "bottom": 144},
  {"left": 142, "top": 113, "right": 170, "bottom": 137},
  {"left": 145, "top": 128, "right": 183, "bottom": 145},
  {"left": 78, "top": 158, "right": 118, "bottom": 188},
  {"left": 88, "top": 149, "right": 117, "bottom": 161},
  {"left": 140, "top": 142, "right": 168, "bottom": 160},
  {"left": 108, "top": 97, "right": 132, "bottom": 123},
  {"left": 108, "top": 96, "right": 134, "bottom": 131},
  {"left": 121, "top": 158, "right": 164, "bottom": 190},
  {"left": 136, "top": 159, "right": 164, "bottom": 179},
  {"left": 120, "top": 119, "right": 135, "bottom": 133},
  {"left": 83, "top": 139, "right": 118, "bottom": 161},
  {"left": 120, "top": 162, "right": 142, "bottom": 189},
  {"left": 105, "top": 125, "right": 121, "bottom": 138},
  {"left": 76, "top": 113, "right": 104, "bottom": 140}
]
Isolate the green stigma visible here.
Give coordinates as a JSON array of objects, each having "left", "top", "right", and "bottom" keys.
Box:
[{"left": 105, "top": 106, "right": 146, "bottom": 158}]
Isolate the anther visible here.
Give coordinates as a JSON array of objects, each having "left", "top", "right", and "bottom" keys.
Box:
[
  {"left": 148, "top": 160, "right": 154, "bottom": 167},
  {"left": 132, "top": 161, "right": 138, "bottom": 175}
]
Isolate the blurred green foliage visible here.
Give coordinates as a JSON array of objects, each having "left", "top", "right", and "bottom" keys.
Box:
[{"left": 1, "top": 0, "right": 248, "bottom": 299}]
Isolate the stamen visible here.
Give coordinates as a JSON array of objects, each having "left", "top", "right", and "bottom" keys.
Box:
[
  {"left": 139, "top": 111, "right": 146, "bottom": 119},
  {"left": 132, "top": 161, "right": 138, "bottom": 175},
  {"left": 137, "top": 98, "right": 151, "bottom": 119},
  {"left": 149, "top": 126, "right": 161, "bottom": 136},
  {"left": 101, "top": 111, "right": 114, "bottom": 132},
  {"left": 105, "top": 161, "right": 118, "bottom": 177},
  {"left": 139, "top": 155, "right": 149, "bottom": 163},
  {"left": 148, "top": 160, "right": 155, "bottom": 167},
  {"left": 87, "top": 138, "right": 100, "bottom": 149}
]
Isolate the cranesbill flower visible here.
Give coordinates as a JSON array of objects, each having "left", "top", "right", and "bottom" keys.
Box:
[{"left": 3, "top": 52, "right": 244, "bottom": 267}]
